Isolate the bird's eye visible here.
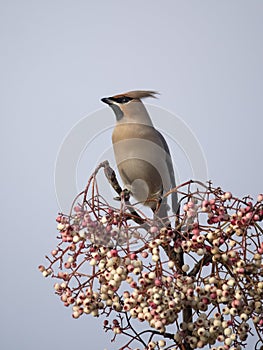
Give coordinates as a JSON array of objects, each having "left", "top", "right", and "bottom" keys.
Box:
[{"left": 114, "top": 96, "right": 133, "bottom": 104}]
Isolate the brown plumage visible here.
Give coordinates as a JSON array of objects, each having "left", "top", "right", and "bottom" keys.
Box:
[
  {"left": 101, "top": 90, "right": 178, "bottom": 221},
  {"left": 112, "top": 90, "right": 159, "bottom": 100}
]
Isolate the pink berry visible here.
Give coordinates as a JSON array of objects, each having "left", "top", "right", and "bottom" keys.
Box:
[
  {"left": 127, "top": 264, "right": 134, "bottom": 272},
  {"left": 202, "top": 297, "right": 209, "bottom": 304},
  {"left": 154, "top": 278, "right": 162, "bottom": 286},
  {"left": 150, "top": 226, "right": 158, "bottom": 234},
  {"left": 38, "top": 265, "right": 45, "bottom": 272},
  {"left": 56, "top": 216, "right": 62, "bottom": 223},
  {"left": 210, "top": 293, "right": 217, "bottom": 300},
  {"left": 110, "top": 249, "right": 118, "bottom": 257},
  {"left": 192, "top": 228, "right": 200, "bottom": 236}
]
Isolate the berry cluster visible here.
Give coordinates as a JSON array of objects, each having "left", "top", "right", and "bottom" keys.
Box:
[{"left": 39, "top": 169, "right": 263, "bottom": 350}]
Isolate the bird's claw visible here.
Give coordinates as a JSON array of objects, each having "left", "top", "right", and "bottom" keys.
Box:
[{"left": 113, "top": 189, "right": 131, "bottom": 202}]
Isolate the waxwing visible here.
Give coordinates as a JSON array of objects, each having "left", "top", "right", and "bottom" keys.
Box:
[{"left": 101, "top": 90, "right": 178, "bottom": 219}]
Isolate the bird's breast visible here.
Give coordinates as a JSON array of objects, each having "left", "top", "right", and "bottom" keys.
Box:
[{"left": 112, "top": 124, "right": 171, "bottom": 207}]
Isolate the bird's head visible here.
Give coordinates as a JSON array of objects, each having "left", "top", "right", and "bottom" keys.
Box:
[{"left": 101, "top": 90, "right": 159, "bottom": 123}]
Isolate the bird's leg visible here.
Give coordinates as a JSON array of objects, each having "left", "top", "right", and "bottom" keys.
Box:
[{"left": 113, "top": 188, "right": 131, "bottom": 202}]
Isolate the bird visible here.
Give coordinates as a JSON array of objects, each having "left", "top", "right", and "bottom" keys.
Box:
[{"left": 101, "top": 90, "right": 178, "bottom": 221}]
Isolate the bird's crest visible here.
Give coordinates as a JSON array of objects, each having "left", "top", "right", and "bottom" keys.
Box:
[{"left": 113, "top": 90, "right": 159, "bottom": 100}]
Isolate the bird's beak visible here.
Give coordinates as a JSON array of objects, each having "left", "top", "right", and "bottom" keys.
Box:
[{"left": 101, "top": 97, "right": 112, "bottom": 105}]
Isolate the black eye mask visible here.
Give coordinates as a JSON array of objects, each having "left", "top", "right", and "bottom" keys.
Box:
[{"left": 110, "top": 96, "right": 133, "bottom": 104}]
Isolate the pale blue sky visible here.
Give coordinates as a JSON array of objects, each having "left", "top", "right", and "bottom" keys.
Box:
[{"left": 1, "top": 1, "right": 263, "bottom": 349}]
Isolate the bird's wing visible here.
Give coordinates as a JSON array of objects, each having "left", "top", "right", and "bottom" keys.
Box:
[{"left": 156, "top": 129, "right": 179, "bottom": 214}]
